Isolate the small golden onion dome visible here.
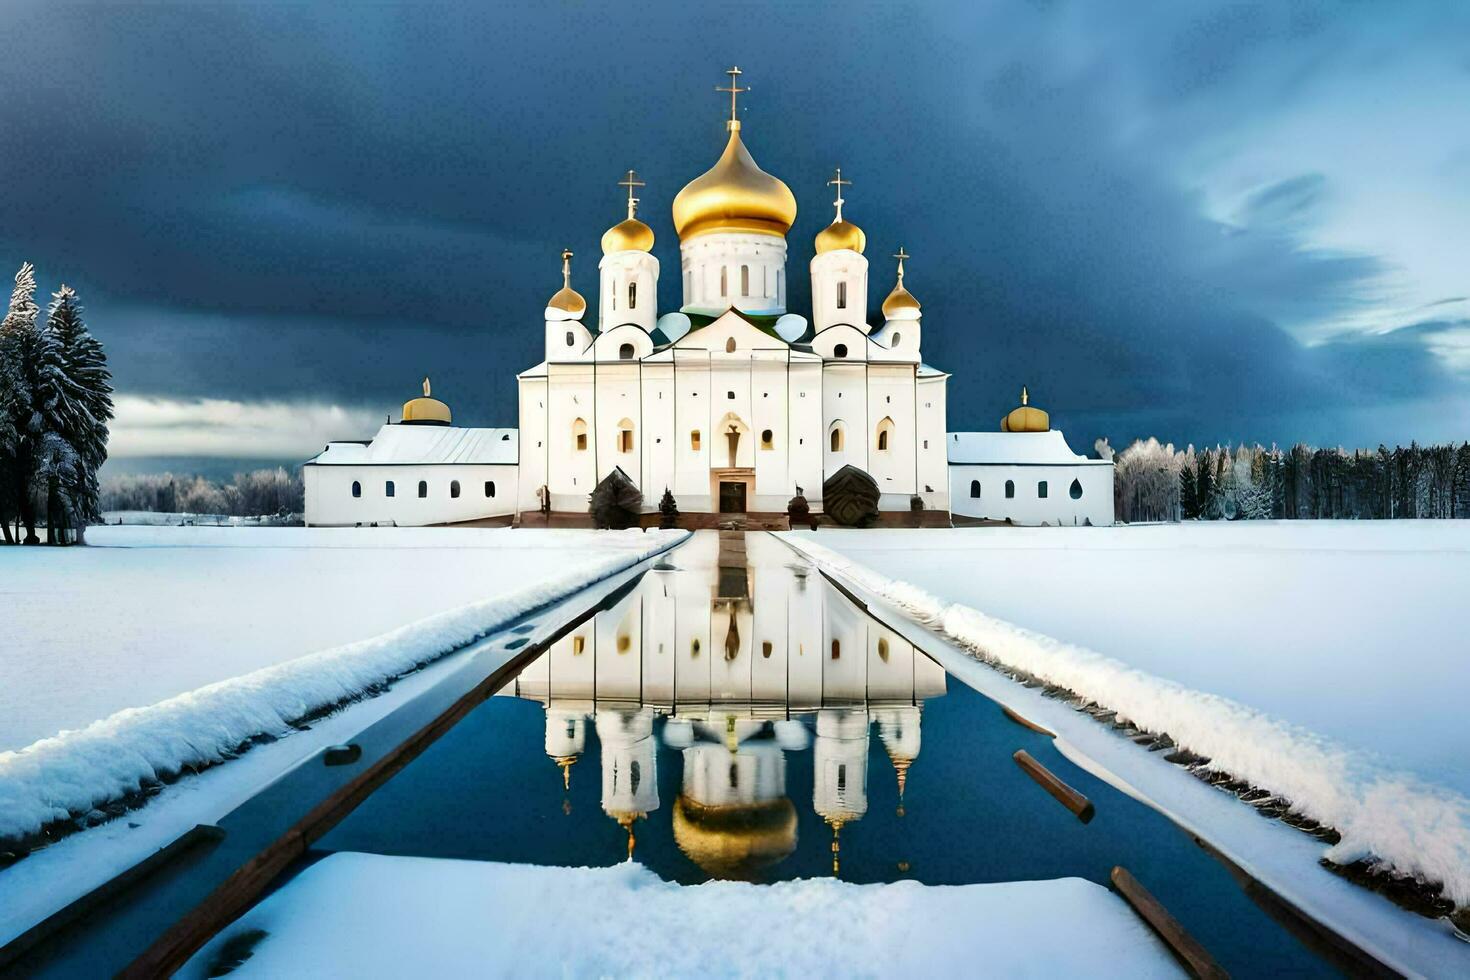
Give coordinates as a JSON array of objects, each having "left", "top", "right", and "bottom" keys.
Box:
[
  {"left": 402, "top": 377, "right": 451, "bottom": 425},
  {"left": 816, "top": 220, "right": 866, "bottom": 255},
  {"left": 881, "top": 246, "right": 921, "bottom": 318},
  {"left": 1001, "top": 386, "right": 1050, "bottom": 432},
  {"left": 547, "top": 248, "right": 586, "bottom": 316},
  {"left": 672, "top": 795, "right": 798, "bottom": 880},
  {"left": 601, "top": 217, "right": 655, "bottom": 254},
  {"left": 673, "top": 123, "right": 797, "bottom": 241}
]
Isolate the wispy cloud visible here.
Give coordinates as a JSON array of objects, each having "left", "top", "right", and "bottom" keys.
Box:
[{"left": 110, "top": 396, "right": 382, "bottom": 459}]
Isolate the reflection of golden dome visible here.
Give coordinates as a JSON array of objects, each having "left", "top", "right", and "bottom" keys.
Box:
[
  {"left": 1001, "top": 386, "right": 1050, "bottom": 432},
  {"left": 673, "top": 122, "right": 797, "bottom": 241},
  {"left": 602, "top": 217, "right": 655, "bottom": 254},
  {"left": 673, "top": 796, "right": 797, "bottom": 880},
  {"left": 881, "top": 247, "right": 921, "bottom": 317},
  {"left": 548, "top": 248, "right": 586, "bottom": 316},
  {"left": 402, "top": 377, "right": 451, "bottom": 425}
]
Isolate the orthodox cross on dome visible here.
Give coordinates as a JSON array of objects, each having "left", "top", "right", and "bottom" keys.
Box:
[
  {"left": 1021, "top": 385, "right": 1030, "bottom": 405},
  {"left": 827, "top": 167, "right": 851, "bottom": 221},
  {"left": 716, "top": 65, "right": 747, "bottom": 130},
  {"left": 893, "top": 246, "right": 910, "bottom": 282},
  {"left": 422, "top": 377, "right": 432, "bottom": 398},
  {"left": 560, "top": 248, "right": 574, "bottom": 287},
  {"left": 618, "top": 169, "right": 645, "bottom": 220}
]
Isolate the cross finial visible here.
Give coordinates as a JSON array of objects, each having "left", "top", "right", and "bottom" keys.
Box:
[
  {"left": 716, "top": 66, "right": 747, "bottom": 131},
  {"left": 1021, "top": 385, "right": 1029, "bottom": 406},
  {"left": 422, "top": 376, "right": 431, "bottom": 398},
  {"left": 618, "top": 169, "right": 645, "bottom": 220},
  {"left": 893, "top": 246, "right": 910, "bottom": 282},
  {"left": 560, "top": 248, "right": 573, "bottom": 288},
  {"left": 827, "top": 167, "right": 851, "bottom": 221}
]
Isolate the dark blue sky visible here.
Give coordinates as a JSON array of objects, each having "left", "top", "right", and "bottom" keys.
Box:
[{"left": 2, "top": 1, "right": 1467, "bottom": 466}]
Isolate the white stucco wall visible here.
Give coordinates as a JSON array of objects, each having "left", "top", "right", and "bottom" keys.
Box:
[
  {"left": 304, "top": 463, "right": 518, "bottom": 527},
  {"left": 949, "top": 462, "right": 1114, "bottom": 526}
]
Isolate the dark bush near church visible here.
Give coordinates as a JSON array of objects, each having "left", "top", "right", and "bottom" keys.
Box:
[
  {"left": 590, "top": 467, "right": 642, "bottom": 529},
  {"left": 822, "top": 465, "right": 880, "bottom": 527}
]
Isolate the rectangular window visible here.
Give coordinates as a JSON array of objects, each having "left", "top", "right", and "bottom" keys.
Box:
[
  {"left": 619, "top": 429, "right": 633, "bottom": 453},
  {"left": 385, "top": 480, "right": 395, "bottom": 497},
  {"left": 628, "top": 282, "right": 637, "bottom": 309},
  {"left": 1038, "top": 480, "right": 1049, "bottom": 498},
  {"left": 837, "top": 281, "right": 847, "bottom": 309},
  {"left": 741, "top": 265, "right": 749, "bottom": 296},
  {"left": 691, "top": 430, "right": 701, "bottom": 451},
  {"left": 484, "top": 481, "right": 495, "bottom": 497}
]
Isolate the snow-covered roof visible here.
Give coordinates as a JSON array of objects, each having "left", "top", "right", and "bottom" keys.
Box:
[
  {"left": 307, "top": 424, "right": 518, "bottom": 466},
  {"left": 947, "top": 429, "right": 1108, "bottom": 465}
]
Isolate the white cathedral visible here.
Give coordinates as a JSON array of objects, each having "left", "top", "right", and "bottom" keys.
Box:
[{"left": 303, "top": 69, "right": 1113, "bottom": 528}]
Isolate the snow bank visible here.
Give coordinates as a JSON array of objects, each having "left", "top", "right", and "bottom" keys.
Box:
[
  {"left": 782, "top": 534, "right": 1470, "bottom": 909},
  {"left": 181, "top": 855, "right": 1179, "bottom": 978},
  {"left": 0, "top": 529, "right": 686, "bottom": 843}
]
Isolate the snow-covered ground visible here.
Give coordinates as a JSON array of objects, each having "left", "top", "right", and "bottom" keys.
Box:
[
  {"left": 0, "top": 525, "right": 677, "bottom": 752},
  {"left": 181, "top": 856, "right": 1181, "bottom": 978}
]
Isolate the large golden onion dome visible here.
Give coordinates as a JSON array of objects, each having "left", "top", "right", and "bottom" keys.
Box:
[
  {"left": 814, "top": 168, "right": 866, "bottom": 254},
  {"left": 402, "top": 376, "right": 451, "bottom": 425},
  {"left": 547, "top": 248, "right": 586, "bottom": 316},
  {"left": 602, "top": 169, "right": 656, "bottom": 254},
  {"left": 881, "top": 246, "right": 921, "bottom": 317},
  {"left": 1001, "top": 386, "right": 1051, "bottom": 432},
  {"left": 673, "top": 122, "right": 797, "bottom": 241},
  {"left": 672, "top": 795, "right": 798, "bottom": 880}
]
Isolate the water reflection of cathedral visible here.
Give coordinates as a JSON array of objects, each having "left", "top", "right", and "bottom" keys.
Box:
[{"left": 509, "top": 533, "right": 946, "bottom": 878}]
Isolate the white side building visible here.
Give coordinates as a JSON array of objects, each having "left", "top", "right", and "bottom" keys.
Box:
[
  {"left": 947, "top": 389, "right": 1114, "bottom": 526},
  {"left": 303, "top": 380, "right": 519, "bottom": 527}
]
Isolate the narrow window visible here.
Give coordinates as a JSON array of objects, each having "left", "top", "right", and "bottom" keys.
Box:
[
  {"left": 720, "top": 266, "right": 727, "bottom": 296},
  {"left": 878, "top": 638, "right": 889, "bottom": 662},
  {"left": 485, "top": 481, "right": 495, "bottom": 497},
  {"left": 740, "top": 265, "right": 749, "bottom": 296},
  {"left": 386, "top": 480, "right": 395, "bottom": 497},
  {"left": 691, "top": 430, "right": 701, "bottom": 451},
  {"left": 837, "top": 281, "right": 847, "bottom": 309},
  {"left": 776, "top": 268, "right": 783, "bottom": 301},
  {"left": 565, "top": 330, "right": 574, "bottom": 347},
  {"left": 450, "top": 480, "right": 461, "bottom": 498},
  {"left": 418, "top": 480, "right": 428, "bottom": 498},
  {"left": 618, "top": 419, "right": 634, "bottom": 453},
  {"left": 1070, "top": 478, "right": 1084, "bottom": 500},
  {"left": 351, "top": 480, "right": 361, "bottom": 498},
  {"left": 619, "top": 342, "right": 635, "bottom": 360},
  {"left": 831, "top": 639, "right": 841, "bottom": 660},
  {"left": 691, "top": 637, "right": 701, "bottom": 657},
  {"left": 1038, "top": 480, "right": 1048, "bottom": 499},
  {"left": 727, "top": 390, "right": 735, "bottom": 400},
  {"left": 833, "top": 343, "right": 848, "bottom": 359},
  {"left": 837, "top": 764, "right": 847, "bottom": 792},
  {"left": 573, "top": 417, "right": 587, "bottom": 452},
  {"left": 892, "top": 332, "right": 901, "bottom": 347},
  {"left": 628, "top": 281, "right": 637, "bottom": 309},
  {"left": 877, "top": 429, "right": 888, "bottom": 451},
  {"left": 684, "top": 271, "right": 691, "bottom": 298},
  {"left": 760, "top": 429, "right": 774, "bottom": 449},
  {"left": 970, "top": 479, "right": 981, "bottom": 498},
  {"left": 762, "top": 641, "right": 773, "bottom": 658},
  {"left": 1004, "top": 480, "right": 1015, "bottom": 499},
  {"left": 725, "top": 337, "right": 736, "bottom": 353},
  {"left": 875, "top": 417, "right": 894, "bottom": 453},
  {"left": 572, "top": 635, "right": 585, "bottom": 655},
  {"left": 829, "top": 424, "right": 843, "bottom": 453}
]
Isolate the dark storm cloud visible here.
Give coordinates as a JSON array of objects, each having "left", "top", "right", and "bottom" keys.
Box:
[{"left": 0, "top": 0, "right": 1466, "bottom": 458}]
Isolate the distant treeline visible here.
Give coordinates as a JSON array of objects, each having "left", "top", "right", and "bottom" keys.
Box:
[
  {"left": 101, "top": 467, "right": 304, "bottom": 518},
  {"left": 1108, "top": 439, "right": 1470, "bottom": 524}
]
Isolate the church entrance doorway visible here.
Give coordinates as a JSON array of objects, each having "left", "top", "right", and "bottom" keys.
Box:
[{"left": 718, "top": 481, "right": 747, "bottom": 513}]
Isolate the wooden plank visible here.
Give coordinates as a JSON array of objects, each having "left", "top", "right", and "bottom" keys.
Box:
[
  {"left": 1013, "top": 749, "right": 1094, "bottom": 823},
  {"left": 1111, "top": 865, "right": 1230, "bottom": 979},
  {"left": 1002, "top": 705, "right": 1055, "bottom": 737}
]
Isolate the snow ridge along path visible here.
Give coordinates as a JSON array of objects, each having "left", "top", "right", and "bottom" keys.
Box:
[
  {"left": 0, "top": 529, "right": 688, "bottom": 845},
  {"left": 781, "top": 535, "right": 1470, "bottom": 912}
]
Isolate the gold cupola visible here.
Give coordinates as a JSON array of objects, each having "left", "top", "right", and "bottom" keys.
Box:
[
  {"left": 402, "top": 376, "right": 451, "bottom": 425},
  {"left": 601, "top": 169, "right": 655, "bottom": 254},
  {"left": 547, "top": 248, "right": 586, "bottom": 316},
  {"left": 671, "top": 67, "right": 797, "bottom": 241},
  {"left": 881, "top": 246, "right": 921, "bottom": 317},
  {"left": 1001, "top": 386, "right": 1051, "bottom": 432},
  {"left": 814, "top": 167, "right": 865, "bottom": 254}
]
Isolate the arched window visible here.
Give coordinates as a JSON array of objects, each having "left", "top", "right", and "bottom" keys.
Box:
[
  {"left": 762, "top": 641, "right": 773, "bottom": 658},
  {"left": 618, "top": 418, "right": 634, "bottom": 454},
  {"left": 385, "top": 480, "right": 395, "bottom": 497},
  {"left": 836, "top": 281, "right": 847, "bottom": 309},
  {"left": 351, "top": 480, "right": 361, "bottom": 498},
  {"left": 485, "top": 480, "right": 496, "bottom": 497},
  {"left": 619, "top": 343, "right": 635, "bottom": 360},
  {"left": 970, "top": 479, "right": 981, "bottom": 498},
  {"left": 875, "top": 416, "right": 895, "bottom": 453},
  {"left": 572, "top": 418, "right": 587, "bottom": 452},
  {"left": 777, "top": 268, "right": 784, "bottom": 303},
  {"left": 1038, "top": 480, "right": 1048, "bottom": 499},
  {"left": 725, "top": 337, "right": 736, "bottom": 353},
  {"left": 740, "top": 265, "right": 749, "bottom": 296},
  {"left": 833, "top": 343, "right": 848, "bottom": 359},
  {"left": 1004, "top": 479, "right": 1015, "bottom": 499},
  {"left": 720, "top": 266, "right": 728, "bottom": 297},
  {"left": 690, "top": 430, "right": 701, "bottom": 451},
  {"left": 628, "top": 281, "right": 637, "bottom": 309},
  {"left": 829, "top": 422, "right": 844, "bottom": 453},
  {"left": 450, "top": 480, "right": 461, "bottom": 498},
  {"left": 760, "top": 428, "right": 774, "bottom": 450},
  {"left": 891, "top": 332, "right": 902, "bottom": 347},
  {"left": 878, "top": 638, "right": 889, "bottom": 662},
  {"left": 1070, "top": 478, "right": 1084, "bottom": 499},
  {"left": 418, "top": 480, "right": 428, "bottom": 498},
  {"left": 565, "top": 331, "right": 574, "bottom": 347},
  {"left": 831, "top": 639, "right": 841, "bottom": 660}
]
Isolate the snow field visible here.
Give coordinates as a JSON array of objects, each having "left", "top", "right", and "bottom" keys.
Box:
[
  {"left": 0, "top": 527, "right": 686, "bottom": 844},
  {"left": 181, "top": 856, "right": 1182, "bottom": 978},
  {"left": 781, "top": 526, "right": 1470, "bottom": 909}
]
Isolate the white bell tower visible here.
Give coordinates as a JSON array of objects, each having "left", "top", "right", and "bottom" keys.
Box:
[
  {"left": 810, "top": 167, "right": 870, "bottom": 333},
  {"left": 545, "top": 249, "right": 592, "bottom": 362},
  {"left": 598, "top": 170, "right": 659, "bottom": 334}
]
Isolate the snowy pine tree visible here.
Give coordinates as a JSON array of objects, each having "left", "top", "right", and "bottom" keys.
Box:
[
  {"left": 44, "top": 286, "right": 112, "bottom": 540},
  {"left": 0, "top": 263, "right": 47, "bottom": 543}
]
